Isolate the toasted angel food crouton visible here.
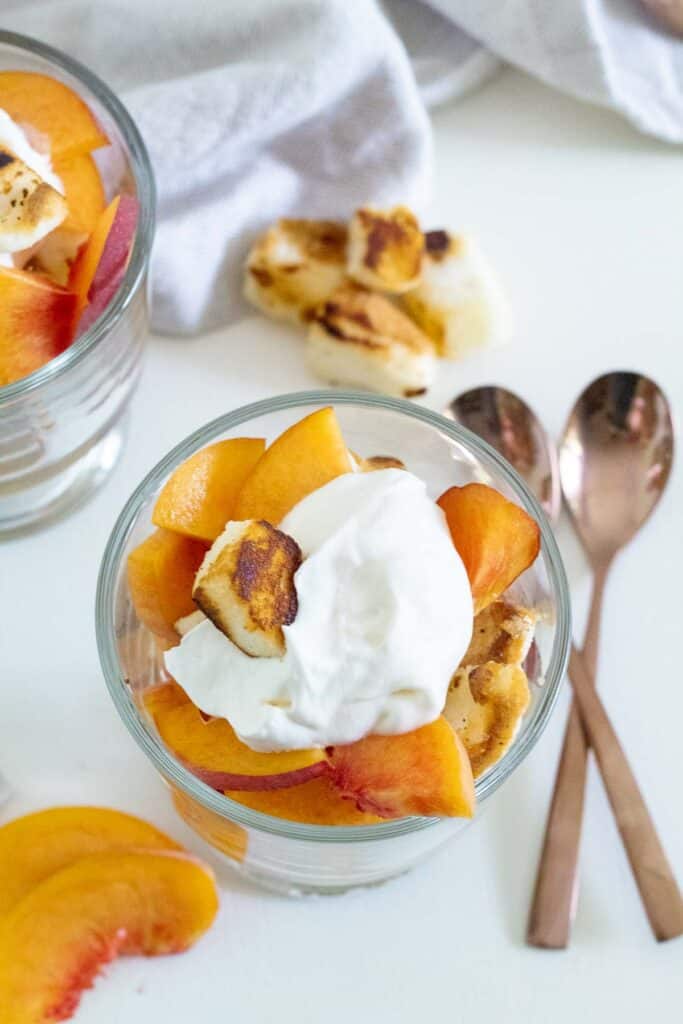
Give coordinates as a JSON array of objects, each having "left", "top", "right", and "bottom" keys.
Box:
[
  {"left": 462, "top": 600, "right": 537, "bottom": 669},
  {"left": 401, "top": 230, "right": 511, "bottom": 359},
  {"left": 244, "top": 218, "right": 348, "bottom": 325},
  {"left": 193, "top": 520, "right": 302, "bottom": 658},
  {"left": 444, "top": 661, "right": 530, "bottom": 778},
  {"left": 347, "top": 206, "right": 423, "bottom": 293},
  {"left": 306, "top": 284, "right": 435, "bottom": 397},
  {"left": 0, "top": 146, "right": 67, "bottom": 252}
]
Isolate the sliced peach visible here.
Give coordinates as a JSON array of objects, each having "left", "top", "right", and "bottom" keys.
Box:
[
  {"left": 142, "top": 680, "right": 191, "bottom": 721},
  {"left": 0, "top": 71, "right": 108, "bottom": 160},
  {"left": 68, "top": 194, "right": 120, "bottom": 319},
  {"left": 234, "top": 407, "right": 354, "bottom": 523},
  {"left": 155, "top": 702, "right": 327, "bottom": 791},
  {"left": 54, "top": 153, "right": 106, "bottom": 234},
  {"left": 0, "top": 850, "right": 218, "bottom": 1023},
  {"left": 0, "top": 806, "right": 180, "bottom": 918},
  {"left": 76, "top": 195, "right": 138, "bottom": 334},
  {"left": 0, "top": 266, "right": 77, "bottom": 386},
  {"left": 329, "top": 717, "right": 475, "bottom": 819},
  {"left": 437, "top": 483, "right": 540, "bottom": 613},
  {"left": 227, "top": 777, "right": 383, "bottom": 825},
  {"left": 127, "top": 529, "right": 208, "bottom": 644},
  {"left": 152, "top": 438, "right": 266, "bottom": 542}
]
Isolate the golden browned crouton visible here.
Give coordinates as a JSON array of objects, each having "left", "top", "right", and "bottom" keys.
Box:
[
  {"left": 462, "top": 600, "right": 537, "bottom": 669},
  {"left": 401, "top": 230, "right": 511, "bottom": 359},
  {"left": 306, "top": 283, "right": 435, "bottom": 397},
  {"left": 347, "top": 206, "right": 423, "bottom": 293},
  {"left": 444, "top": 662, "right": 530, "bottom": 778},
  {"left": 193, "top": 520, "right": 302, "bottom": 657},
  {"left": 243, "top": 219, "right": 348, "bottom": 324},
  {"left": 0, "top": 146, "right": 67, "bottom": 252}
]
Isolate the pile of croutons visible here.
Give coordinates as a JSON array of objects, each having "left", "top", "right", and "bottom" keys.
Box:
[{"left": 244, "top": 206, "right": 510, "bottom": 397}]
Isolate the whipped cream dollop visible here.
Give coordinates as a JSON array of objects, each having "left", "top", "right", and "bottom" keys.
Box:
[{"left": 165, "top": 469, "right": 473, "bottom": 751}]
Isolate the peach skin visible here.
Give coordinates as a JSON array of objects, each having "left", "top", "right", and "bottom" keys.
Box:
[
  {"left": 0, "top": 850, "right": 218, "bottom": 1023},
  {"left": 0, "top": 267, "right": 77, "bottom": 386},
  {"left": 155, "top": 701, "right": 328, "bottom": 791},
  {"left": 329, "top": 717, "right": 476, "bottom": 819}
]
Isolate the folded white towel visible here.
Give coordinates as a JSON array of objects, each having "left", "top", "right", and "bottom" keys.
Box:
[{"left": 4, "top": 0, "right": 682, "bottom": 336}]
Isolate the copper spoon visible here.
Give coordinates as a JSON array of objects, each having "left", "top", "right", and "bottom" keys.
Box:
[{"left": 447, "top": 377, "right": 683, "bottom": 945}]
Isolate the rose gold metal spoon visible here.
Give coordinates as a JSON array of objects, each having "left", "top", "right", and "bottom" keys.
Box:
[{"left": 447, "top": 376, "right": 683, "bottom": 946}]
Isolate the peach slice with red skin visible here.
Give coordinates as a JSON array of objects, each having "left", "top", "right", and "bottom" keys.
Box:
[
  {"left": 0, "top": 267, "right": 77, "bottom": 386},
  {"left": 0, "top": 850, "right": 218, "bottom": 1024},
  {"left": 0, "top": 806, "right": 180, "bottom": 918},
  {"left": 152, "top": 437, "right": 267, "bottom": 542},
  {"left": 154, "top": 701, "right": 327, "bottom": 791},
  {"left": 127, "top": 528, "right": 208, "bottom": 644},
  {"left": 68, "top": 194, "right": 120, "bottom": 318},
  {"left": 76, "top": 195, "right": 139, "bottom": 334},
  {"left": 0, "top": 71, "right": 109, "bottom": 160},
  {"left": 234, "top": 406, "right": 355, "bottom": 524},
  {"left": 329, "top": 717, "right": 476, "bottom": 819},
  {"left": 437, "top": 483, "right": 540, "bottom": 613}
]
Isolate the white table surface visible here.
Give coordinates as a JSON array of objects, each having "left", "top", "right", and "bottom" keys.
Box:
[{"left": 2, "top": 66, "right": 682, "bottom": 1022}]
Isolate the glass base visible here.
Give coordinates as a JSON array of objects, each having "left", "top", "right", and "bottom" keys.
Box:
[{"left": 0, "top": 412, "right": 128, "bottom": 536}]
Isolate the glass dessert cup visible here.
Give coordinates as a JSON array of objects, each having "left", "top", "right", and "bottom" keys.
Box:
[
  {"left": 0, "top": 31, "right": 155, "bottom": 534},
  {"left": 97, "top": 391, "right": 571, "bottom": 895}
]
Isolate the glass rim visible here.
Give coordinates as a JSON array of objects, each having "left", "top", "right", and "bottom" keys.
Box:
[
  {"left": 0, "top": 29, "right": 156, "bottom": 407},
  {"left": 96, "top": 390, "right": 571, "bottom": 844}
]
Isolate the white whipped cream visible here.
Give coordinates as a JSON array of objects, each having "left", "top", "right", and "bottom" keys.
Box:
[
  {"left": 0, "top": 108, "right": 62, "bottom": 192},
  {"left": 165, "top": 469, "right": 473, "bottom": 752}
]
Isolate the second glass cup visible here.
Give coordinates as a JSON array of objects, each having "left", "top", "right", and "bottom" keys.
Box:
[
  {"left": 97, "top": 391, "right": 570, "bottom": 895},
  {"left": 0, "top": 31, "right": 155, "bottom": 533}
]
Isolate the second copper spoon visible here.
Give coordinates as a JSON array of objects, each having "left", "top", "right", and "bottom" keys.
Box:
[{"left": 447, "top": 377, "right": 683, "bottom": 946}]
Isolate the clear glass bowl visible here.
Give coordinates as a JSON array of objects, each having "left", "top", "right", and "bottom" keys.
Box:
[
  {"left": 97, "top": 391, "right": 571, "bottom": 894},
  {"left": 0, "top": 31, "right": 155, "bottom": 533}
]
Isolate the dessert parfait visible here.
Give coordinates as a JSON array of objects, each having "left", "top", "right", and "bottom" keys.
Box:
[
  {"left": 126, "top": 406, "right": 543, "bottom": 827},
  {"left": 0, "top": 69, "right": 138, "bottom": 386}
]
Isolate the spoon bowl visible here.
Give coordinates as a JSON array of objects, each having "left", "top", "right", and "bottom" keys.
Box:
[
  {"left": 559, "top": 371, "right": 674, "bottom": 566},
  {"left": 445, "top": 385, "right": 561, "bottom": 521}
]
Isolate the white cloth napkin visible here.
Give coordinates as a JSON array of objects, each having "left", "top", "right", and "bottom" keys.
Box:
[{"left": 4, "top": 0, "right": 682, "bottom": 336}]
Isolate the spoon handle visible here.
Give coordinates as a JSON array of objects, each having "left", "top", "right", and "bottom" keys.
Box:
[
  {"left": 527, "top": 562, "right": 609, "bottom": 949},
  {"left": 566, "top": 647, "right": 683, "bottom": 941}
]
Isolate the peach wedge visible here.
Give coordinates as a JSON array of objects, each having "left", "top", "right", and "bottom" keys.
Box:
[
  {"left": 0, "top": 71, "right": 108, "bottom": 160},
  {"left": 0, "top": 267, "right": 77, "bottom": 386},
  {"left": 68, "top": 195, "right": 121, "bottom": 319},
  {"left": 329, "top": 717, "right": 475, "bottom": 819},
  {"left": 155, "top": 701, "right": 328, "bottom": 791},
  {"left": 0, "top": 850, "right": 218, "bottom": 1024},
  {"left": 437, "top": 483, "right": 540, "bottom": 613},
  {"left": 0, "top": 806, "right": 179, "bottom": 921},
  {"left": 127, "top": 528, "right": 208, "bottom": 644},
  {"left": 142, "top": 680, "right": 191, "bottom": 720},
  {"left": 53, "top": 153, "right": 106, "bottom": 235},
  {"left": 234, "top": 407, "right": 354, "bottom": 524},
  {"left": 152, "top": 437, "right": 266, "bottom": 542},
  {"left": 0, "top": 806, "right": 180, "bottom": 918},
  {"left": 228, "top": 777, "right": 383, "bottom": 825}
]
